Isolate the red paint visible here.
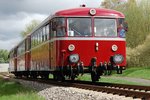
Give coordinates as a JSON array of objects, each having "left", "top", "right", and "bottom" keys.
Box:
[{"left": 56, "top": 39, "right": 126, "bottom": 67}]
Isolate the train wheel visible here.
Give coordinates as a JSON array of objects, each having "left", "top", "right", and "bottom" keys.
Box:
[
  {"left": 71, "top": 74, "right": 76, "bottom": 81},
  {"left": 91, "top": 71, "right": 97, "bottom": 82},
  {"left": 14, "top": 73, "right": 19, "bottom": 78},
  {"left": 44, "top": 73, "right": 49, "bottom": 79},
  {"left": 25, "top": 74, "right": 29, "bottom": 78},
  {"left": 54, "top": 71, "right": 65, "bottom": 81},
  {"left": 53, "top": 72, "right": 57, "bottom": 80},
  {"left": 32, "top": 74, "right": 37, "bottom": 79},
  {"left": 57, "top": 74, "right": 65, "bottom": 81}
]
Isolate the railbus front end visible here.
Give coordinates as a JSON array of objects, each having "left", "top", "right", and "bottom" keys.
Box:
[{"left": 53, "top": 8, "right": 127, "bottom": 81}]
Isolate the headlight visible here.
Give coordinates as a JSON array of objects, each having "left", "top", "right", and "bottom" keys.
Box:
[
  {"left": 112, "top": 44, "right": 118, "bottom": 52},
  {"left": 113, "top": 54, "right": 124, "bottom": 64},
  {"left": 68, "top": 44, "right": 75, "bottom": 51},
  {"left": 69, "top": 54, "right": 79, "bottom": 63}
]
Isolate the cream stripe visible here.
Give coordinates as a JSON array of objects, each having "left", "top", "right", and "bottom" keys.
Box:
[{"left": 50, "top": 37, "right": 126, "bottom": 42}]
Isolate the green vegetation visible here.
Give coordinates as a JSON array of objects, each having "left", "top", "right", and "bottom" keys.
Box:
[
  {"left": 101, "top": 0, "right": 150, "bottom": 67},
  {"left": 113, "top": 67, "right": 150, "bottom": 80},
  {"left": 100, "top": 77, "right": 144, "bottom": 86},
  {"left": 77, "top": 67, "right": 150, "bottom": 86},
  {"left": 0, "top": 78, "right": 44, "bottom": 100},
  {"left": 77, "top": 74, "right": 145, "bottom": 86},
  {"left": 0, "top": 49, "right": 9, "bottom": 63}
]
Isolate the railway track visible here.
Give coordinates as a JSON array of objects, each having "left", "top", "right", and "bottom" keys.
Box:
[
  {"left": 13, "top": 78, "right": 150, "bottom": 100},
  {"left": 67, "top": 80, "right": 150, "bottom": 100}
]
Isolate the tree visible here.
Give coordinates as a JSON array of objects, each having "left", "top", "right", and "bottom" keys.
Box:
[
  {"left": 101, "top": 0, "right": 130, "bottom": 9},
  {"left": 101, "top": 0, "right": 150, "bottom": 67},
  {"left": 0, "top": 49, "right": 9, "bottom": 63},
  {"left": 21, "top": 20, "right": 40, "bottom": 37}
]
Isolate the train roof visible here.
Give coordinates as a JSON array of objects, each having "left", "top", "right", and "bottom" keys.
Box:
[{"left": 55, "top": 7, "right": 125, "bottom": 18}]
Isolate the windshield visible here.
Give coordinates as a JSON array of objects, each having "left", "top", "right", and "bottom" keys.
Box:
[
  {"left": 68, "top": 18, "right": 92, "bottom": 36},
  {"left": 94, "top": 18, "right": 117, "bottom": 37}
]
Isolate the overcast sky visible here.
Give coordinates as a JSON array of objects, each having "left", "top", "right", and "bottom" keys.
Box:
[{"left": 0, "top": 0, "right": 102, "bottom": 51}]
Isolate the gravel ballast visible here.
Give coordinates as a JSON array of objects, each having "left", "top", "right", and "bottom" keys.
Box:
[{"left": 15, "top": 79, "right": 141, "bottom": 100}]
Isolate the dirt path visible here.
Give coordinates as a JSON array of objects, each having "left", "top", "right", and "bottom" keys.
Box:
[{"left": 107, "top": 76, "right": 150, "bottom": 86}]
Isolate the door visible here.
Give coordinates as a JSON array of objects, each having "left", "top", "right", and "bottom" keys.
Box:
[{"left": 50, "top": 20, "right": 57, "bottom": 71}]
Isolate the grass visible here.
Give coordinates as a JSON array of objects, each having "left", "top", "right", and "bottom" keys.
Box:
[
  {"left": 0, "top": 77, "right": 44, "bottom": 100},
  {"left": 77, "top": 74, "right": 142, "bottom": 85},
  {"left": 112, "top": 67, "right": 150, "bottom": 80},
  {"left": 77, "top": 67, "right": 150, "bottom": 86},
  {"left": 100, "top": 77, "right": 144, "bottom": 85}
]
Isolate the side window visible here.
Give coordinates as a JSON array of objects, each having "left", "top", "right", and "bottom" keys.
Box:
[
  {"left": 46, "top": 24, "right": 49, "bottom": 40},
  {"left": 17, "top": 42, "right": 25, "bottom": 55},
  {"left": 50, "top": 19, "right": 56, "bottom": 38},
  {"left": 36, "top": 32, "right": 38, "bottom": 45},
  {"left": 118, "top": 18, "right": 127, "bottom": 38},
  {"left": 42, "top": 27, "right": 45, "bottom": 41},
  {"left": 33, "top": 34, "right": 35, "bottom": 47},
  {"left": 39, "top": 30, "right": 42, "bottom": 44},
  {"left": 50, "top": 21, "right": 55, "bottom": 38},
  {"left": 56, "top": 18, "right": 65, "bottom": 36},
  {"left": 35, "top": 33, "right": 37, "bottom": 46},
  {"left": 51, "top": 18, "right": 65, "bottom": 38},
  {"left": 31, "top": 35, "right": 33, "bottom": 48},
  {"left": 37, "top": 31, "right": 40, "bottom": 44},
  {"left": 40, "top": 29, "right": 43, "bottom": 43}
]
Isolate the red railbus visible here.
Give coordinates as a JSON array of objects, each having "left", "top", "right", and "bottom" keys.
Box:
[{"left": 9, "top": 7, "right": 128, "bottom": 81}]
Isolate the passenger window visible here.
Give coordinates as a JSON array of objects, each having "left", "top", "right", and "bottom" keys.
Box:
[
  {"left": 46, "top": 24, "right": 49, "bottom": 40},
  {"left": 118, "top": 18, "right": 127, "bottom": 38},
  {"left": 51, "top": 19, "right": 56, "bottom": 38},
  {"left": 56, "top": 18, "right": 65, "bottom": 36},
  {"left": 42, "top": 27, "right": 45, "bottom": 41},
  {"left": 51, "top": 18, "right": 65, "bottom": 37}
]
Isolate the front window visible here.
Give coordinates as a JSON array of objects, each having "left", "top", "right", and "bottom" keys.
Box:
[
  {"left": 94, "top": 18, "right": 117, "bottom": 37},
  {"left": 68, "top": 18, "right": 92, "bottom": 36}
]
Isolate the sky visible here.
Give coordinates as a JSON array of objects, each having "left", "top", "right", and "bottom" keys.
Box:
[{"left": 0, "top": 0, "right": 102, "bottom": 51}]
